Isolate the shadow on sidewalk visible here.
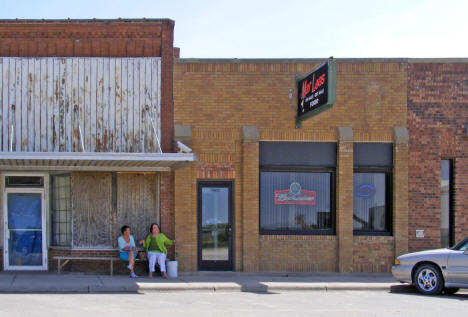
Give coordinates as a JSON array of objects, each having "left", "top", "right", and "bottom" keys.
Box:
[{"left": 389, "top": 284, "right": 468, "bottom": 301}]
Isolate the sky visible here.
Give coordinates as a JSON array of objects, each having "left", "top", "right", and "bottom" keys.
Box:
[{"left": 1, "top": 0, "right": 467, "bottom": 58}]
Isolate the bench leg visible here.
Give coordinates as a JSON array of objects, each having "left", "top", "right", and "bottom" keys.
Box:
[
  {"left": 58, "top": 259, "right": 70, "bottom": 275},
  {"left": 110, "top": 259, "right": 113, "bottom": 276}
]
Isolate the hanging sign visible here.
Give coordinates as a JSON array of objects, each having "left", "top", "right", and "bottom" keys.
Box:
[{"left": 296, "top": 57, "right": 336, "bottom": 127}]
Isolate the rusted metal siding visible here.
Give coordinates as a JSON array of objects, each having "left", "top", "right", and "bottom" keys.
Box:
[{"left": 0, "top": 57, "right": 161, "bottom": 153}]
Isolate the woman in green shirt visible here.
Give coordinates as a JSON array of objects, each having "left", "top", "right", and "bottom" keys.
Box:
[{"left": 139, "top": 223, "right": 178, "bottom": 278}]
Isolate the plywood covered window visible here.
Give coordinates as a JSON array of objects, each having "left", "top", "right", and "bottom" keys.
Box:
[
  {"left": 116, "top": 173, "right": 159, "bottom": 244},
  {"left": 72, "top": 173, "right": 113, "bottom": 248}
]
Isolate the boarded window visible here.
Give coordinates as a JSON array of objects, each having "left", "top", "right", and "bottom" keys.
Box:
[
  {"left": 72, "top": 173, "right": 113, "bottom": 248},
  {"left": 116, "top": 173, "right": 159, "bottom": 245}
]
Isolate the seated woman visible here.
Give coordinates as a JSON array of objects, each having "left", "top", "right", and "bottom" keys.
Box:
[
  {"left": 139, "top": 223, "right": 178, "bottom": 278},
  {"left": 117, "top": 225, "right": 139, "bottom": 278}
]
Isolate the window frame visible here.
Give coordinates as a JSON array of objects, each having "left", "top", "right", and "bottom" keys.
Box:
[
  {"left": 353, "top": 167, "right": 393, "bottom": 236},
  {"left": 49, "top": 173, "right": 73, "bottom": 247},
  {"left": 441, "top": 159, "right": 455, "bottom": 247},
  {"left": 259, "top": 165, "right": 336, "bottom": 236}
]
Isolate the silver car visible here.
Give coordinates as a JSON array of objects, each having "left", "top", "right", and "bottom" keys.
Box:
[{"left": 392, "top": 237, "right": 468, "bottom": 295}]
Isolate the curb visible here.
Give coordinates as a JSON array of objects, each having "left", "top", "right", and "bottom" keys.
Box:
[
  {"left": 137, "top": 283, "right": 394, "bottom": 293},
  {"left": 0, "top": 283, "right": 395, "bottom": 294}
]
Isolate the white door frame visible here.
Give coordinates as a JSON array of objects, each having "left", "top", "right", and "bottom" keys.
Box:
[{"left": 2, "top": 173, "right": 48, "bottom": 271}]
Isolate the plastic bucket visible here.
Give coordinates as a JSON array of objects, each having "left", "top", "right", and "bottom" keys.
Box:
[{"left": 166, "top": 260, "right": 178, "bottom": 278}]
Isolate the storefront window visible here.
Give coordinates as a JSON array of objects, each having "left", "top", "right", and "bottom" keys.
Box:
[
  {"left": 50, "top": 174, "right": 72, "bottom": 246},
  {"left": 353, "top": 173, "right": 389, "bottom": 233},
  {"left": 260, "top": 171, "right": 333, "bottom": 234},
  {"left": 353, "top": 143, "right": 393, "bottom": 235}
]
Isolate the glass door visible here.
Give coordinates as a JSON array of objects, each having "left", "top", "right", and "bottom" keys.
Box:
[
  {"left": 198, "top": 181, "right": 233, "bottom": 270},
  {"left": 4, "top": 190, "right": 47, "bottom": 270}
]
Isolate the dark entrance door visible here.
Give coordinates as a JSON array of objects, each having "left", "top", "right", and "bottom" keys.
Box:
[{"left": 198, "top": 181, "right": 233, "bottom": 270}]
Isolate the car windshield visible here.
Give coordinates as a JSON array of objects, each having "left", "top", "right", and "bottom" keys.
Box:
[{"left": 451, "top": 237, "right": 468, "bottom": 251}]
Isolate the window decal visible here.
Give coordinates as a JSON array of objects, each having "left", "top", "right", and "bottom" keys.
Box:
[
  {"left": 274, "top": 182, "right": 316, "bottom": 205},
  {"left": 357, "top": 184, "right": 375, "bottom": 198}
]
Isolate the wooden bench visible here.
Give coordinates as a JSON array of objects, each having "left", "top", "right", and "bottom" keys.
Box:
[{"left": 53, "top": 255, "right": 144, "bottom": 276}]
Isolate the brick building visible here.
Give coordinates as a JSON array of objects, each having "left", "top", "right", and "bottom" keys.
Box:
[
  {"left": 1, "top": 19, "right": 466, "bottom": 274},
  {"left": 407, "top": 61, "right": 468, "bottom": 253},
  {"left": 0, "top": 19, "right": 195, "bottom": 273},
  {"left": 173, "top": 59, "right": 409, "bottom": 272},
  {"left": 173, "top": 58, "right": 467, "bottom": 273}
]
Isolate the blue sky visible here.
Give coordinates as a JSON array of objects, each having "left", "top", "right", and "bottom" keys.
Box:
[{"left": 1, "top": 0, "right": 467, "bottom": 58}]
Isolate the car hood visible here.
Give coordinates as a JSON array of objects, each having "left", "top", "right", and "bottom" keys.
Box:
[{"left": 398, "top": 248, "right": 450, "bottom": 259}]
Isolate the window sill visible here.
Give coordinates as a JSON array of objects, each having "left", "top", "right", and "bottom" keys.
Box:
[
  {"left": 260, "top": 230, "right": 335, "bottom": 236},
  {"left": 353, "top": 231, "right": 392, "bottom": 236}
]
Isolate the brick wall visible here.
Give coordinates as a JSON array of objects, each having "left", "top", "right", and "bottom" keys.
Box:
[
  {"left": 160, "top": 172, "right": 176, "bottom": 260},
  {"left": 174, "top": 59, "right": 408, "bottom": 272},
  {"left": 260, "top": 236, "right": 338, "bottom": 272},
  {"left": 353, "top": 236, "right": 395, "bottom": 272},
  {"left": 407, "top": 62, "right": 468, "bottom": 251}
]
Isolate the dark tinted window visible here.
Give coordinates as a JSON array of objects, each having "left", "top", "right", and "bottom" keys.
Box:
[
  {"left": 260, "top": 142, "right": 336, "bottom": 167},
  {"left": 6, "top": 176, "right": 43, "bottom": 188},
  {"left": 354, "top": 143, "right": 393, "bottom": 167},
  {"left": 441, "top": 160, "right": 453, "bottom": 248}
]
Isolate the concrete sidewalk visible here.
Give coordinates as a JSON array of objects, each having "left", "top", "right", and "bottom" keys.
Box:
[{"left": 0, "top": 271, "right": 400, "bottom": 293}]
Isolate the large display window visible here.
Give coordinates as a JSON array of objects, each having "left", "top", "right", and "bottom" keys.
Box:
[{"left": 259, "top": 142, "right": 336, "bottom": 235}]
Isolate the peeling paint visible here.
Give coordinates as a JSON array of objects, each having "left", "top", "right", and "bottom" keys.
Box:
[{"left": 0, "top": 57, "right": 161, "bottom": 153}]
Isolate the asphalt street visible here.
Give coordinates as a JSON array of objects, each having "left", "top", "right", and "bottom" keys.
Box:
[{"left": 1, "top": 287, "right": 468, "bottom": 317}]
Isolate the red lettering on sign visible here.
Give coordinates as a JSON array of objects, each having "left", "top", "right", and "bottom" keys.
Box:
[{"left": 300, "top": 73, "right": 326, "bottom": 100}]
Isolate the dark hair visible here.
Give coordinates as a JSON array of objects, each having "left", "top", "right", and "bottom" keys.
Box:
[
  {"left": 121, "top": 225, "right": 130, "bottom": 234},
  {"left": 149, "top": 223, "right": 160, "bottom": 233}
]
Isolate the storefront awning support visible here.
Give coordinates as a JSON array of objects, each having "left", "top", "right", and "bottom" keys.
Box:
[
  {"left": 74, "top": 105, "right": 86, "bottom": 152},
  {"left": 145, "top": 105, "right": 163, "bottom": 153},
  {"left": 9, "top": 104, "right": 15, "bottom": 152}
]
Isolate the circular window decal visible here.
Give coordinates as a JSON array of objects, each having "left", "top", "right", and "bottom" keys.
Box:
[{"left": 289, "top": 182, "right": 302, "bottom": 196}]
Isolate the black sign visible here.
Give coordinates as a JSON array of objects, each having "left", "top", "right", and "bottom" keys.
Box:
[{"left": 296, "top": 58, "right": 336, "bottom": 127}]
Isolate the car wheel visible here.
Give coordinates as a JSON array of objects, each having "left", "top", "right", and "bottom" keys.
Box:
[
  {"left": 443, "top": 287, "right": 459, "bottom": 295},
  {"left": 413, "top": 264, "right": 443, "bottom": 295}
]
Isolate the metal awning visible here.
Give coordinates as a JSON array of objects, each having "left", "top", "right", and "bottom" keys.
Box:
[{"left": 0, "top": 152, "right": 197, "bottom": 172}]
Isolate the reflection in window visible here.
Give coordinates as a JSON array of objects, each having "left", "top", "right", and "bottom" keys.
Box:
[
  {"left": 51, "top": 174, "right": 72, "bottom": 246},
  {"left": 260, "top": 172, "right": 332, "bottom": 233},
  {"left": 440, "top": 160, "right": 452, "bottom": 248},
  {"left": 353, "top": 173, "right": 388, "bottom": 232},
  {"left": 201, "top": 187, "right": 229, "bottom": 261}
]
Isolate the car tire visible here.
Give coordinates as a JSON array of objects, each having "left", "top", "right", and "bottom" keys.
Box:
[
  {"left": 413, "top": 263, "right": 444, "bottom": 295},
  {"left": 443, "top": 287, "right": 459, "bottom": 295}
]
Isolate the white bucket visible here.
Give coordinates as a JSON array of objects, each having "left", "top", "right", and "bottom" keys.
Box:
[{"left": 166, "top": 260, "right": 178, "bottom": 278}]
